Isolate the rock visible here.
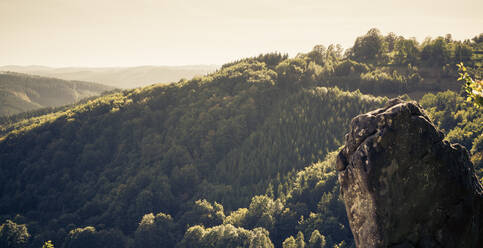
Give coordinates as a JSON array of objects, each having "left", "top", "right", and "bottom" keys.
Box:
[{"left": 336, "top": 99, "right": 483, "bottom": 248}]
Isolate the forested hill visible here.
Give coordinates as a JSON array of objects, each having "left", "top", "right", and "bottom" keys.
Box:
[
  {"left": 0, "top": 72, "right": 115, "bottom": 116},
  {"left": 0, "top": 58, "right": 386, "bottom": 247},
  {"left": 303, "top": 30, "right": 482, "bottom": 98},
  {"left": 0, "top": 29, "right": 482, "bottom": 248}
]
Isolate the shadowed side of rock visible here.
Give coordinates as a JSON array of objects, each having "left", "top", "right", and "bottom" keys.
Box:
[{"left": 336, "top": 99, "right": 483, "bottom": 248}]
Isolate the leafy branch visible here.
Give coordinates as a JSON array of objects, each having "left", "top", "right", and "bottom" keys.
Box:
[
  {"left": 42, "top": 240, "right": 54, "bottom": 248},
  {"left": 457, "top": 62, "right": 483, "bottom": 107}
]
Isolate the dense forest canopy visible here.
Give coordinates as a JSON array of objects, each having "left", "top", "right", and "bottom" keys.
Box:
[{"left": 0, "top": 29, "right": 481, "bottom": 248}]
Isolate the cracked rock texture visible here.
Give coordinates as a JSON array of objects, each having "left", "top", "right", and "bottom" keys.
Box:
[{"left": 337, "top": 99, "right": 483, "bottom": 248}]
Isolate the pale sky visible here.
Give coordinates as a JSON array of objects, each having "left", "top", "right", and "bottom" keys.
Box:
[{"left": 1, "top": 0, "right": 482, "bottom": 67}]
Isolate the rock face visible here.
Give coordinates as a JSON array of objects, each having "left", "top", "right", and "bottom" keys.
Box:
[{"left": 336, "top": 99, "right": 483, "bottom": 248}]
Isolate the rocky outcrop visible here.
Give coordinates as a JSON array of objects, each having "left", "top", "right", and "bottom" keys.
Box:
[{"left": 336, "top": 99, "right": 483, "bottom": 248}]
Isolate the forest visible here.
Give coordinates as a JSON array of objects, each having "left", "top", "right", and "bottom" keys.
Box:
[{"left": 0, "top": 29, "right": 482, "bottom": 248}]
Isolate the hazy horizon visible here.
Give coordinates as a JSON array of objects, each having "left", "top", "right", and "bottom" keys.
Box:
[
  {"left": 0, "top": 64, "right": 220, "bottom": 69},
  {"left": 1, "top": 0, "right": 482, "bottom": 67}
]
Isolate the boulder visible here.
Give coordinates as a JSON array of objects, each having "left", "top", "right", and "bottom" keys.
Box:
[{"left": 337, "top": 99, "right": 482, "bottom": 247}]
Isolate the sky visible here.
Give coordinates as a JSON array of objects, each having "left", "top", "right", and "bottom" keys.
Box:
[{"left": 1, "top": 0, "right": 482, "bottom": 67}]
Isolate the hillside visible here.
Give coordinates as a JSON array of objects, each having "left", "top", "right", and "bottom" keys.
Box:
[
  {"left": 0, "top": 72, "right": 115, "bottom": 116},
  {"left": 0, "top": 56, "right": 386, "bottom": 248},
  {"left": 0, "top": 65, "right": 219, "bottom": 89},
  {"left": 0, "top": 30, "right": 482, "bottom": 248},
  {"left": 297, "top": 29, "right": 482, "bottom": 99}
]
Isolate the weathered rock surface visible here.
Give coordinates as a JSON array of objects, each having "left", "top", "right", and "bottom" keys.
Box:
[{"left": 336, "top": 99, "right": 483, "bottom": 248}]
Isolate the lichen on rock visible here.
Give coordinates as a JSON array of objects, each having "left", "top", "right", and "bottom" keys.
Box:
[{"left": 337, "top": 99, "right": 483, "bottom": 248}]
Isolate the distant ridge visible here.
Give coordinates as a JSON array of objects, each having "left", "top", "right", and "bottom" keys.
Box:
[
  {"left": 0, "top": 71, "right": 115, "bottom": 116},
  {"left": 0, "top": 65, "right": 219, "bottom": 89}
]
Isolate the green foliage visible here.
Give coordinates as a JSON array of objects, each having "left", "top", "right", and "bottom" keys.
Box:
[
  {"left": 64, "top": 226, "right": 98, "bottom": 248},
  {"left": 275, "top": 58, "right": 307, "bottom": 88},
  {"left": 179, "top": 200, "right": 225, "bottom": 228},
  {"left": 218, "top": 151, "right": 353, "bottom": 247},
  {"left": 471, "top": 134, "right": 483, "bottom": 183},
  {"left": 394, "top": 38, "right": 420, "bottom": 65},
  {"left": 333, "top": 60, "right": 369, "bottom": 77},
  {"left": 221, "top": 52, "right": 288, "bottom": 70},
  {"left": 244, "top": 196, "right": 282, "bottom": 231},
  {"left": 42, "top": 240, "right": 54, "bottom": 248},
  {"left": 282, "top": 236, "right": 297, "bottom": 248},
  {"left": 0, "top": 220, "right": 30, "bottom": 248},
  {"left": 295, "top": 232, "right": 305, "bottom": 248},
  {"left": 421, "top": 37, "right": 451, "bottom": 66},
  {"left": 305, "top": 44, "right": 343, "bottom": 67},
  {"left": 308, "top": 230, "right": 326, "bottom": 248},
  {"left": 63, "top": 226, "right": 127, "bottom": 248},
  {"left": 457, "top": 62, "right": 483, "bottom": 107},
  {"left": 347, "top": 28, "right": 387, "bottom": 63},
  {"left": 303, "top": 30, "right": 483, "bottom": 96},
  {"left": 420, "top": 90, "right": 483, "bottom": 181},
  {"left": 134, "top": 212, "right": 177, "bottom": 248},
  {"left": 178, "top": 224, "right": 274, "bottom": 248},
  {"left": 281, "top": 232, "right": 306, "bottom": 248},
  {"left": 454, "top": 42, "right": 473, "bottom": 64}
]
